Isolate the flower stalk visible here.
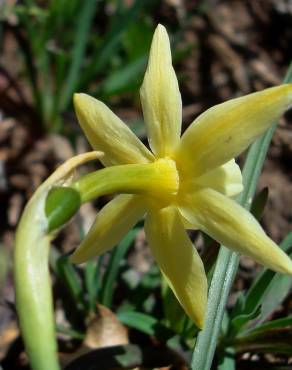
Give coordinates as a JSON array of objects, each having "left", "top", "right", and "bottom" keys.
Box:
[{"left": 14, "top": 152, "right": 101, "bottom": 370}]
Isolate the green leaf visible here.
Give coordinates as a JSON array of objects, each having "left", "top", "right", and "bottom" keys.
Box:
[
  {"left": 56, "top": 256, "right": 85, "bottom": 313},
  {"left": 99, "top": 226, "right": 140, "bottom": 307},
  {"left": 123, "top": 20, "right": 153, "bottom": 60},
  {"left": 229, "top": 306, "right": 261, "bottom": 337},
  {"left": 84, "top": 259, "right": 97, "bottom": 312},
  {"left": 118, "top": 311, "right": 158, "bottom": 336},
  {"left": 101, "top": 56, "right": 147, "bottom": 97},
  {"left": 60, "top": 0, "right": 97, "bottom": 110},
  {"left": 117, "top": 311, "right": 173, "bottom": 340},
  {"left": 79, "top": 0, "right": 144, "bottom": 89}
]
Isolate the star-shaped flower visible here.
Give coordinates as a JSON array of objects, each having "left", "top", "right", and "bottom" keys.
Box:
[{"left": 71, "top": 25, "right": 292, "bottom": 328}]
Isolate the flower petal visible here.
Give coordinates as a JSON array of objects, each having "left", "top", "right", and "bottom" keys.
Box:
[
  {"left": 179, "top": 188, "right": 292, "bottom": 274},
  {"left": 192, "top": 159, "right": 243, "bottom": 197},
  {"left": 71, "top": 194, "right": 146, "bottom": 263},
  {"left": 177, "top": 85, "right": 292, "bottom": 176},
  {"left": 145, "top": 206, "right": 207, "bottom": 328},
  {"left": 74, "top": 93, "right": 154, "bottom": 166},
  {"left": 140, "top": 24, "right": 182, "bottom": 158}
]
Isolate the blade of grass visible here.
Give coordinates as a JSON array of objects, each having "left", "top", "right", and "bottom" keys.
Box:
[
  {"left": 100, "top": 226, "right": 140, "bottom": 307},
  {"left": 118, "top": 311, "right": 159, "bottom": 336},
  {"left": 84, "top": 259, "right": 97, "bottom": 312},
  {"left": 60, "top": 0, "right": 97, "bottom": 110},
  {"left": 118, "top": 311, "right": 173, "bottom": 339},
  {"left": 56, "top": 255, "right": 85, "bottom": 313},
  {"left": 191, "top": 62, "right": 292, "bottom": 370},
  {"left": 79, "top": 0, "right": 143, "bottom": 89},
  {"left": 100, "top": 56, "right": 147, "bottom": 97}
]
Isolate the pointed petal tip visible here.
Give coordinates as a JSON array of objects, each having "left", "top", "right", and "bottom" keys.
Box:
[
  {"left": 73, "top": 93, "right": 85, "bottom": 110},
  {"left": 155, "top": 23, "right": 167, "bottom": 34},
  {"left": 273, "top": 83, "right": 292, "bottom": 108},
  {"left": 73, "top": 92, "right": 91, "bottom": 107},
  {"left": 152, "top": 23, "right": 170, "bottom": 49},
  {"left": 282, "top": 258, "right": 292, "bottom": 275}
]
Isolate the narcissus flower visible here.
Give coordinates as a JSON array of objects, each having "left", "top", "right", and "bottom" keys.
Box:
[{"left": 71, "top": 25, "right": 292, "bottom": 328}]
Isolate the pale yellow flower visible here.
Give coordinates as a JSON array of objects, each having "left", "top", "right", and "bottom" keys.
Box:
[{"left": 71, "top": 25, "right": 292, "bottom": 328}]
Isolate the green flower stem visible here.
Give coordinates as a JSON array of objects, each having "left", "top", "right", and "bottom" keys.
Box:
[
  {"left": 14, "top": 188, "right": 60, "bottom": 370},
  {"left": 191, "top": 62, "right": 292, "bottom": 370},
  {"left": 14, "top": 153, "right": 100, "bottom": 370}
]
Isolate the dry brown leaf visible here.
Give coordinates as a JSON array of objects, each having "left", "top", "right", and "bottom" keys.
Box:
[
  {"left": 85, "top": 305, "right": 129, "bottom": 349},
  {"left": 60, "top": 305, "right": 128, "bottom": 367}
]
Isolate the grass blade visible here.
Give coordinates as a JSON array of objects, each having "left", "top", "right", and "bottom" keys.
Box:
[
  {"left": 60, "top": 0, "right": 97, "bottom": 110},
  {"left": 79, "top": 0, "right": 143, "bottom": 89},
  {"left": 100, "top": 226, "right": 140, "bottom": 307}
]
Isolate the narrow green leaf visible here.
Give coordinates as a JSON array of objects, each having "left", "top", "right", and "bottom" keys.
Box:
[
  {"left": 84, "top": 259, "right": 97, "bottom": 312},
  {"left": 79, "top": 0, "right": 143, "bottom": 89},
  {"left": 101, "top": 56, "right": 147, "bottom": 97},
  {"left": 118, "top": 311, "right": 173, "bottom": 339},
  {"left": 60, "top": 0, "right": 97, "bottom": 110},
  {"left": 229, "top": 306, "right": 261, "bottom": 337},
  {"left": 56, "top": 256, "right": 85, "bottom": 312},
  {"left": 118, "top": 311, "right": 158, "bottom": 336},
  {"left": 100, "top": 226, "right": 140, "bottom": 307}
]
